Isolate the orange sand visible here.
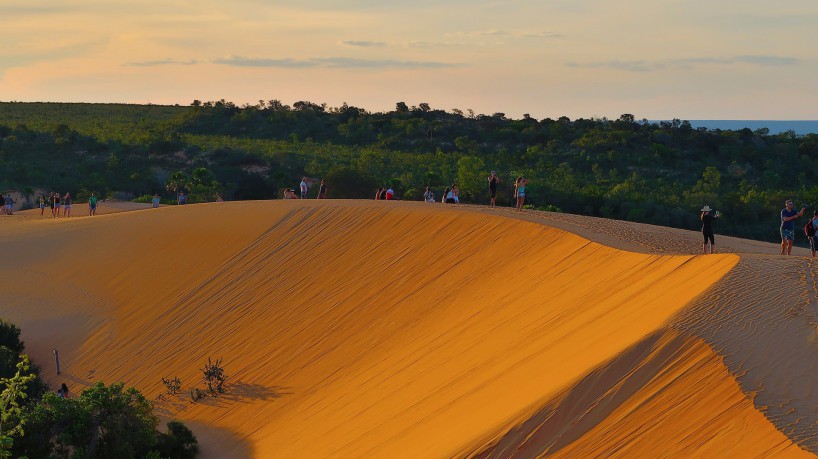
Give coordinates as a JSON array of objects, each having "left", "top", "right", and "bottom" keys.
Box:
[{"left": 0, "top": 200, "right": 809, "bottom": 457}]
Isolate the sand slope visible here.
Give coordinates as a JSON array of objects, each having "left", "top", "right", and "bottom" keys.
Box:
[{"left": 0, "top": 200, "right": 808, "bottom": 457}]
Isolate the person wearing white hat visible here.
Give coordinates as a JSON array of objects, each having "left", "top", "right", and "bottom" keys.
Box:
[
  {"left": 700, "top": 205, "right": 719, "bottom": 254},
  {"left": 780, "top": 199, "right": 805, "bottom": 255}
]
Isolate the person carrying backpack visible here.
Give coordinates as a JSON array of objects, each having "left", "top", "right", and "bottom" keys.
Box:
[{"left": 807, "top": 210, "right": 818, "bottom": 257}]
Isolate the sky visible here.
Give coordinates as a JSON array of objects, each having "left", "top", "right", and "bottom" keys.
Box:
[{"left": 2, "top": 0, "right": 818, "bottom": 120}]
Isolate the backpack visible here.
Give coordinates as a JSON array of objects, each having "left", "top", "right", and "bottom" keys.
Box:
[{"left": 806, "top": 220, "right": 816, "bottom": 237}]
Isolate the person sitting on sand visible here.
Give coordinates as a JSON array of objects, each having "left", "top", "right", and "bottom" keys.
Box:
[
  {"left": 451, "top": 184, "right": 460, "bottom": 204},
  {"left": 375, "top": 187, "right": 383, "bottom": 200},
  {"left": 700, "top": 205, "right": 719, "bottom": 254},
  {"left": 780, "top": 199, "right": 805, "bottom": 256},
  {"left": 423, "top": 186, "right": 435, "bottom": 203},
  {"left": 442, "top": 187, "right": 453, "bottom": 203},
  {"left": 283, "top": 188, "right": 299, "bottom": 199},
  {"left": 385, "top": 187, "right": 395, "bottom": 200},
  {"left": 57, "top": 383, "right": 69, "bottom": 398}
]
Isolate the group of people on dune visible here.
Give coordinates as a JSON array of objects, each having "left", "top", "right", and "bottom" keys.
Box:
[
  {"left": 0, "top": 193, "right": 15, "bottom": 215},
  {"left": 283, "top": 178, "right": 327, "bottom": 200},
  {"left": 420, "top": 172, "right": 529, "bottom": 210},
  {"left": 700, "top": 198, "right": 818, "bottom": 257},
  {"left": 35, "top": 191, "right": 98, "bottom": 218}
]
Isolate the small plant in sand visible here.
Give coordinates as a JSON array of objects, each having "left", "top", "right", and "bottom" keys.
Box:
[
  {"left": 161, "top": 377, "right": 182, "bottom": 396},
  {"left": 189, "top": 387, "right": 207, "bottom": 403},
  {"left": 200, "top": 357, "right": 227, "bottom": 395}
]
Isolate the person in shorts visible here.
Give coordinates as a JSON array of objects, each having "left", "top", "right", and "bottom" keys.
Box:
[
  {"left": 53, "top": 193, "right": 61, "bottom": 217},
  {"left": 5, "top": 194, "right": 14, "bottom": 215},
  {"left": 88, "top": 192, "right": 98, "bottom": 216},
  {"left": 63, "top": 192, "right": 72, "bottom": 217},
  {"left": 780, "top": 199, "right": 805, "bottom": 255},
  {"left": 39, "top": 195, "right": 45, "bottom": 215},
  {"left": 300, "top": 178, "right": 309, "bottom": 199}
]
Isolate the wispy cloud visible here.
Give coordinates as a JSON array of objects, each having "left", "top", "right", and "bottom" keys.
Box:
[
  {"left": 340, "top": 40, "right": 386, "bottom": 47},
  {"left": 123, "top": 58, "right": 199, "bottom": 67},
  {"left": 567, "top": 55, "right": 800, "bottom": 72},
  {"left": 212, "top": 55, "right": 461, "bottom": 69}
]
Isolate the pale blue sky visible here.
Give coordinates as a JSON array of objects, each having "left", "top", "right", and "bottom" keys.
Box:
[{"left": 2, "top": 0, "right": 817, "bottom": 119}]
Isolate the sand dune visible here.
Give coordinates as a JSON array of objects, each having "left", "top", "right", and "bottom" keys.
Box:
[{"left": 0, "top": 200, "right": 811, "bottom": 457}]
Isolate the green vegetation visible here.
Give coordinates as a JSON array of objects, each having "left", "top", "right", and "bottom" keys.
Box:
[
  {"left": 0, "top": 318, "right": 199, "bottom": 458},
  {"left": 2, "top": 100, "right": 818, "bottom": 242}
]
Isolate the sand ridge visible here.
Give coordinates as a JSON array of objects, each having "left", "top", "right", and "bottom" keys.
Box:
[{"left": 0, "top": 199, "right": 811, "bottom": 457}]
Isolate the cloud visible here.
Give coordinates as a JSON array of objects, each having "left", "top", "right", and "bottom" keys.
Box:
[
  {"left": 123, "top": 58, "right": 199, "bottom": 67},
  {"left": 212, "top": 55, "right": 461, "bottom": 69},
  {"left": 567, "top": 55, "right": 800, "bottom": 72},
  {"left": 340, "top": 40, "right": 386, "bottom": 47}
]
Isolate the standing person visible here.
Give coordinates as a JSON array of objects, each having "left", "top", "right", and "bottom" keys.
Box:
[
  {"left": 423, "top": 186, "right": 435, "bottom": 203},
  {"left": 514, "top": 176, "right": 528, "bottom": 211},
  {"left": 63, "top": 192, "right": 72, "bottom": 217},
  {"left": 49, "top": 192, "right": 55, "bottom": 217},
  {"left": 178, "top": 191, "right": 187, "bottom": 205},
  {"left": 0, "top": 194, "right": 5, "bottom": 215},
  {"left": 300, "top": 177, "right": 309, "bottom": 199},
  {"left": 317, "top": 180, "right": 327, "bottom": 199},
  {"left": 809, "top": 210, "right": 818, "bottom": 258},
  {"left": 700, "top": 205, "right": 719, "bottom": 254},
  {"left": 780, "top": 199, "right": 805, "bottom": 255},
  {"left": 39, "top": 195, "right": 46, "bottom": 215},
  {"left": 151, "top": 193, "right": 160, "bottom": 208},
  {"left": 5, "top": 194, "right": 14, "bottom": 215},
  {"left": 88, "top": 192, "right": 98, "bottom": 216},
  {"left": 53, "top": 193, "right": 61, "bottom": 218},
  {"left": 488, "top": 171, "right": 500, "bottom": 207}
]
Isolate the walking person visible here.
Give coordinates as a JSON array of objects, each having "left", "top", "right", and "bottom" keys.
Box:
[
  {"left": 317, "top": 180, "right": 327, "bottom": 199},
  {"left": 780, "top": 199, "right": 805, "bottom": 256},
  {"left": 514, "top": 176, "right": 528, "bottom": 211},
  {"left": 0, "top": 194, "right": 5, "bottom": 215},
  {"left": 39, "top": 195, "right": 46, "bottom": 215},
  {"left": 700, "top": 205, "right": 720, "bottom": 254},
  {"left": 49, "top": 192, "right": 55, "bottom": 217},
  {"left": 63, "top": 192, "right": 72, "bottom": 217},
  {"left": 488, "top": 171, "right": 500, "bottom": 207},
  {"left": 88, "top": 192, "right": 98, "bottom": 216}
]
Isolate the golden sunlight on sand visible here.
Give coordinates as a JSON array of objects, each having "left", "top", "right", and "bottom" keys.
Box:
[{"left": 0, "top": 200, "right": 811, "bottom": 457}]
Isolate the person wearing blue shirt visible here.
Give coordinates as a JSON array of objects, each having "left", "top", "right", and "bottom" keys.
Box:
[{"left": 781, "top": 199, "right": 805, "bottom": 255}]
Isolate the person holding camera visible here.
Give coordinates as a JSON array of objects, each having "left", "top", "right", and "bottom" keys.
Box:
[
  {"left": 700, "top": 205, "right": 719, "bottom": 254},
  {"left": 781, "top": 199, "right": 805, "bottom": 256}
]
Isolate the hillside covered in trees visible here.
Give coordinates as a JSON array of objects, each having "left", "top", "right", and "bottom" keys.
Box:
[{"left": 1, "top": 100, "right": 817, "bottom": 242}]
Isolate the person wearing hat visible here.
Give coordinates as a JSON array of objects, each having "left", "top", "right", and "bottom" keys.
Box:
[
  {"left": 487, "top": 171, "right": 500, "bottom": 207},
  {"left": 700, "top": 205, "right": 719, "bottom": 254},
  {"left": 781, "top": 199, "right": 805, "bottom": 255}
]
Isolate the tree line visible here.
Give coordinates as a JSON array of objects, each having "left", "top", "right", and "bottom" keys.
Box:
[{"left": 1, "top": 101, "right": 818, "bottom": 242}]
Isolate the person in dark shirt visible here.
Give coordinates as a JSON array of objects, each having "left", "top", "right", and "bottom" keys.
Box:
[
  {"left": 488, "top": 171, "right": 500, "bottom": 207},
  {"left": 317, "top": 180, "right": 327, "bottom": 199},
  {"left": 780, "top": 199, "right": 805, "bottom": 256},
  {"left": 700, "top": 205, "right": 720, "bottom": 254}
]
